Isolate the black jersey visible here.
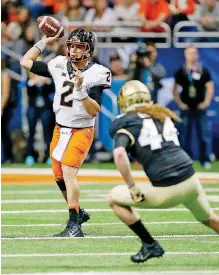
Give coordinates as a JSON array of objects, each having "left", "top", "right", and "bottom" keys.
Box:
[
  {"left": 174, "top": 65, "right": 211, "bottom": 109},
  {"left": 110, "top": 112, "right": 194, "bottom": 186}
]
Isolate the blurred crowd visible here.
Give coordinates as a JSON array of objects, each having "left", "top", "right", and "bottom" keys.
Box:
[
  {"left": 2, "top": 0, "right": 219, "bottom": 35},
  {"left": 2, "top": 0, "right": 219, "bottom": 73},
  {"left": 1, "top": 0, "right": 218, "bottom": 166}
]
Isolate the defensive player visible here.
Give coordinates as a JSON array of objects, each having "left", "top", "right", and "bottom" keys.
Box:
[
  {"left": 20, "top": 28, "right": 111, "bottom": 237},
  {"left": 108, "top": 80, "right": 219, "bottom": 263}
]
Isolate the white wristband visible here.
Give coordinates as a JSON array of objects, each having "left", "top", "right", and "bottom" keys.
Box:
[
  {"left": 34, "top": 40, "right": 46, "bottom": 53},
  {"left": 73, "top": 86, "right": 88, "bottom": 101}
]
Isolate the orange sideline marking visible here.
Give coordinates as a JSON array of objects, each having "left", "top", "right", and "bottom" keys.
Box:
[
  {"left": 1, "top": 175, "right": 219, "bottom": 184},
  {"left": 1, "top": 175, "right": 145, "bottom": 184}
]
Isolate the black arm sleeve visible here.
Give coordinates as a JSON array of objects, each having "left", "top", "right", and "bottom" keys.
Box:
[
  {"left": 89, "top": 86, "right": 105, "bottom": 105},
  {"left": 114, "top": 133, "right": 131, "bottom": 149},
  {"left": 30, "top": 61, "right": 51, "bottom": 78}
]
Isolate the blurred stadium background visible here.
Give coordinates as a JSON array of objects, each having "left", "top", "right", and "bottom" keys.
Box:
[
  {"left": 1, "top": 0, "right": 219, "bottom": 274},
  {"left": 1, "top": 0, "right": 219, "bottom": 166}
]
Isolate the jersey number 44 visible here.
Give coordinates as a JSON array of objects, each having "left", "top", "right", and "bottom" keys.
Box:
[{"left": 138, "top": 117, "right": 180, "bottom": 150}]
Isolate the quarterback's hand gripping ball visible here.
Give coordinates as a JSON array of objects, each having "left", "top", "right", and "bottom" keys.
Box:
[
  {"left": 37, "top": 16, "right": 64, "bottom": 38},
  {"left": 129, "top": 185, "right": 144, "bottom": 203}
]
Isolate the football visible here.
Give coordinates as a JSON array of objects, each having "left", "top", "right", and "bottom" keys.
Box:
[{"left": 37, "top": 16, "right": 65, "bottom": 38}]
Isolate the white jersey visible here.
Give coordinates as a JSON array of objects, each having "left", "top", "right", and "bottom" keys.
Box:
[{"left": 47, "top": 55, "right": 111, "bottom": 128}]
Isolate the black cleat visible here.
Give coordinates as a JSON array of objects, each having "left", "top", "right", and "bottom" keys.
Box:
[
  {"left": 53, "top": 221, "right": 84, "bottom": 237},
  {"left": 79, "top": 208, "right": 90, "bottom": 225},
  {"left": 131, "top": 241, "right": 164, "bottom": 263},
  {"left": 53, "top": 208, "right": 89, "bottom": 237},
  {"left": 62, "top": 208, "right": 90, "bottom": 228}
]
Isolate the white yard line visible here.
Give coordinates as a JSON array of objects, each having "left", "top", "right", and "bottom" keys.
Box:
[
  {"left": 2, "top": 187, "right": 219, "bottom": 195},
  {"left": 5, "top": 272, "right": 219, "bottom": 275},
  {"left": 87, "top": 193, "right": 107, "bottom": 197},
  {"left": 1, "top": 221, "right": 201, "bottom": 227},
  {"left": 1, "top": 190, "right": 110, "bottom": 195},
  {"left": 207, "top": 196, "right": 219, "bottom": 202},
  {"left": 2, "top": 252, "right": 219, "bottom": 258},
  {"left": 1, "top": 198, "right": 107, "bottom": 203},
  {"left": 2, "top": 235, "right": 218, "bottom": 240},
  {"left": 205, "top": 188, "right": 219, "bottom": 192},
  {"left": 2, "top": 196, "right": 219, "bottom": 204},
  {"left": 2, "top": 208, "right": 219, "bottom": 214},
  {"left": 2, "top": 168, "right": 219, "bottom": 179},
  {"left": 1, "top": 236, "right": 135, "bottom": 240},
  {"left": 198, "top": 240, "right": 219, "bottom": 244}
]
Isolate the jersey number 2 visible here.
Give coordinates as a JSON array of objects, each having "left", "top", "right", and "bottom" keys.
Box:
[
  {"left": 60, "top": 81, "right": 74, "bottom": 107},
  {"left": 106, "top": 72, "right": 111, "bottom": 82},
  {"left": 138, "top": 118, "right": 180, "bottom": 150}
]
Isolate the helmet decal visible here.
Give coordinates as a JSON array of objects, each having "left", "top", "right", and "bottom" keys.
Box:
[{"left": 118, "top": 80, "right": 152, "bottom": 113}]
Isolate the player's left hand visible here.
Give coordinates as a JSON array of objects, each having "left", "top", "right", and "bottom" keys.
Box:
[
  {"left": 41, "top": 35, "right": 59, "bottom": 45},
  {"left": 74, "top": 70, "right": 84, "bottom": 89},
  {"left": 72, "top": 64, "right": 84, "bottom": 89},
  {"left": 129, "top": 185, "right": 144, "bottom": 203}
]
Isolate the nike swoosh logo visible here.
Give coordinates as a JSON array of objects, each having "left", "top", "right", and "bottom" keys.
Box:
[{"left": 70, "top": 230, "right": 84, "bottom": 237}]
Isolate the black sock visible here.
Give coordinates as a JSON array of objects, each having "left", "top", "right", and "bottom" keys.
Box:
[
  {"left": 56, "top": 179, "right": 66, "bottom": 192},
  {"left": 128, "top": 220, "right": 155, "bottom": 245},
  {"left": 69, "top": 208, "right": 79, "bottom": 224}
]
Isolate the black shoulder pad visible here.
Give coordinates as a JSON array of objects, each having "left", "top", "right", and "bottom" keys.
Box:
[{"left": 109, "top": 113, "right": 138, "bottom": 138}]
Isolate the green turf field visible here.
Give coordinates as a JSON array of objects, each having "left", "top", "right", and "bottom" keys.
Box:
[
  {"left": 2, "top": 160, "right": 219, "bottom": 172},
  {"left": 1, "top": 182, "right": 219, "bottom": 274}
]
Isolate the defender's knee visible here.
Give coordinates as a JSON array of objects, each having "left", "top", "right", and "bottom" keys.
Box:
[{"left": 108, "top": 185, "right": 122, "bottom": 207}]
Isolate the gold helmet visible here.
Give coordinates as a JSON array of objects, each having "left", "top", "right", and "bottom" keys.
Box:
[{"left": 118, "top": 80, "right": 152, "bottom": 113}]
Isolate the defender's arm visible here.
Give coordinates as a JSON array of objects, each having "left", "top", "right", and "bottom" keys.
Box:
[
  {"left": 113, "top": 133, "right": 144, "bottom": 203},
  {"left": 113, "top": 134, "right": 134, "bottom": 188}
]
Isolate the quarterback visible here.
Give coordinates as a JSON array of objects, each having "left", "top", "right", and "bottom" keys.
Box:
[
  {"left": 20, "top": 28, "right": 111, "bottom": 237},
  {"left": 108, "top": 80, "right": 219, "bottom": 263}
]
